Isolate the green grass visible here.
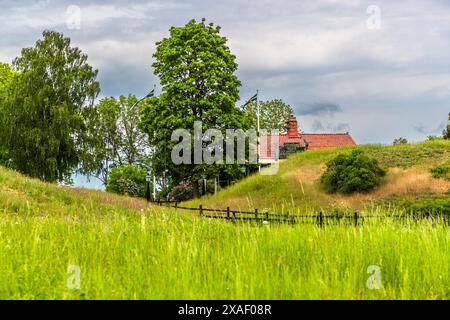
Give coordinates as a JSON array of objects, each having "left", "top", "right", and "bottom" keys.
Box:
[
  {"left": 0, "top": 166, "right": 449, "bottom": 299},
  {"left": 186, "top": 140, "right": 450, "bottom": 212}
]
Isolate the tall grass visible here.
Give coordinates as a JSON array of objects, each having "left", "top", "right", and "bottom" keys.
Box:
[
  {"left": 0, "top": 153, "right": 448, "bottom": 300},
  {"left": 0, "top": 206, "right": 448, "bottom": 299}
]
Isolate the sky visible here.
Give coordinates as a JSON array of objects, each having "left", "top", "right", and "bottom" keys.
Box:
[{"left": 1, "top": 0, "right": 449, "bottom": 148}]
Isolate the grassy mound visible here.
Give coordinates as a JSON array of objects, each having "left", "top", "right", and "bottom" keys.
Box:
[
  {"left": 0, "top": 166, "right": 448, "bottom": 299},
  {"left": 186, "top": 140, "right": 450, "bottom": 212}
]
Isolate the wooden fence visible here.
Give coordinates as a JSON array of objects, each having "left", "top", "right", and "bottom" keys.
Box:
[{"left": 151, "top": 200, "right": 449, "bottom": 226}]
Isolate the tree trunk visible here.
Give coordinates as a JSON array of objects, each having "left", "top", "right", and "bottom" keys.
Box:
[{"left": 192, "top": 180, "right": 200, "bottom": 199}]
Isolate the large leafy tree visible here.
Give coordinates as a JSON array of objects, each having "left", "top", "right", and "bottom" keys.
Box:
[
  {"left": 244, "top": 99, "right": 294, "bottom": 132},
  {"left": 2, "top": 31, "right": 100, "bottom": 182},
  {"left": 0, "top": 63, "right": 13, "bottom": 99},
  {"left": 0, "top": 63, "right": 15, "bottom": 164},
  {"left": 140, "top": 19, "right": 251, "bottom": 197},
  {"left": 81, "top": 95, "right": 151, "bottom": 184}
]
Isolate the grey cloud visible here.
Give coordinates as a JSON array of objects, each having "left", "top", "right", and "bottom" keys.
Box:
[
  {"left": 413, "top": 123, "right": 446, "bottom": 135},
  {"left": 297, "top": 102, "right": 342, "bottom": 116},
  {"left": 1, "top": 0, "right": 450, "bottom": 144},
  {"left": 311, "top": 120, "right": 325, "bottom": 132},
  {"left": 311, "top": 120, "right": 350, "bottom": 133}
]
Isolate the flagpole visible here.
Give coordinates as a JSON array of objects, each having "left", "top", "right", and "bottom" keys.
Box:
[{"left": 256, "top": 90, "right": 261, "bottom": 172}]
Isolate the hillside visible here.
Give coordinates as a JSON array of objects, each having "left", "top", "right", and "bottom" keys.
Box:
[
  {"left": 0, "top": 162, "right": 449, "bottom": 299},
  {"left": 187, "top": 140, "right": 450, "bottom": 213}
]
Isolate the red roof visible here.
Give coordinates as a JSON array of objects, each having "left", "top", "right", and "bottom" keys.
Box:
[
  {"left": 299, "top": 133, "right": 356, "bottom": 150},
  {"left": 259, "top": 117, "right": 356, "bottom": 160},
  {"left": 259, "top": 133, "right": 356, "bottom": 159}
]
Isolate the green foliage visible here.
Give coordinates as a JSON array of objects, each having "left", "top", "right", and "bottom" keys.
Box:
[
  {"left": 430, "top": 163, "right": 450, "bottom": 180},
  {"left": 0, "top": 63, "right": 14, "bottom": 164},
  {"left": 243, "top": 99, "right": 294, "bottom": 132},
  {"left": 321, "top": 150, "right": 386, "bottom": 194},
  {"left": 0, "top": 62, "right": 13, "bottom": 100},
  {"left": 393, "top": 137, "right": 408, "bottom": 145},
  {"left": 106, "top": 164, "right": 149, "bottom": 197},
  {"left": 0, "top": 166, "right": 448, "bottom": 299},
  {"left": 364, "top": 140, "right": 448, "bottom": 168},
  {"left": 140, "top": 19, "right": 251, "bottom": 195},
  {"left": 443, "top": 112, "right": 450, "bottom": 139},
  {"left": 426, "top": 135, "right": 440, "bottom": 141},
  {"left": 1, "top": 31, "right": 99, "bottom": 182},
  {"left": 400, "top": 198, "right": 450, "bottom": 216},
  {"left": 170, "top": 181, "right": 194, "bottom": 201},
  {"left": 81, "top": 95, "right": 150, "bottom": 184}
]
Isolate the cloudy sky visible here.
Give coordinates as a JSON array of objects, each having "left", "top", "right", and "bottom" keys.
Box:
[{"left": 1, "top": 0, "right": 449, "bottom": 144}]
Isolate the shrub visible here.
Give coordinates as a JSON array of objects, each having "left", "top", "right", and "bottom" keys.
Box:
[
  {"left": 106, "top": 165, "right": 149, "bottom": 197},
  {"left": 426, "top": 135, "right": 441, "bottom": 141},
  {"left": 321, "top": 150, "right": 386, "bottom": 194},
  {"left": 393, "top": 137, "right": 408, "bottom": 145},
  {"left": 400, "top": 198, "right": 450, "bottom": 216},
  {"left": 430, "top": 164, "right": 450, "bottom": 180},
  {"left": 170, "top": 181, "right": 194, "bottom": 202}
]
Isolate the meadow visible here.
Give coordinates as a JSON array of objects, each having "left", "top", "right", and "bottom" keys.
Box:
[
  {"left": 0, "top": 165, "right": 448, "bottom": 299},
  {"left": 187, "top": 140, "right": 450, "bottom": 213}
]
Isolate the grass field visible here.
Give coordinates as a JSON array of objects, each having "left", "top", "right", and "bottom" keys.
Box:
[
  {"left": 187, "top": 140, "right": 450, "bottom": 212},
  {"left": 0, "top": 159, "right": 449, "bottom": 299}
]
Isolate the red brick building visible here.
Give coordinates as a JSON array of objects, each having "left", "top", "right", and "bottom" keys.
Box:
[{"left": 260, "top": 117, "right": 356, "bottom": 163}]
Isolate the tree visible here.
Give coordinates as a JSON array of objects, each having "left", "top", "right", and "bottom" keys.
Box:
[
  {"left": 0, "top": 63, "right": 15, "bottom": 165},
  {"left": 106, "top": 164, "right": 151, "bottom": 197},
  {"left": 443, "top": 112, "right": 450, "bottom": 140},
  {"left": 2, "top": 31, "right": 100, "bottom": 182},
  {"left": 80, "top": 95, "right": 150, "bottom": 184},
  {"left": 0, "top": 63, "right": 13, "bottom": 99},
  {"left": 140, "top": 19, "right": 251, "bottom": 198},
  {"left": 243, "top": 99, "right": 294, "bottom": 132},
  {"left": 321, "top": 150, "right": 386, "bottom": 194},
  {"left": 393, "top": 137, "right": 408, "bottom": 145}
]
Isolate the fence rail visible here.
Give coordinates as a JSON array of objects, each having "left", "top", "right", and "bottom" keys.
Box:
[{"left": 151, "top": 200, "right": 449, "bottom": 226}]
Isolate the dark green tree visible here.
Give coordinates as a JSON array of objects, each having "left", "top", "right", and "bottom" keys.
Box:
[
  {"left": 393, "top": 137, "right": 408, "bottom": 145},
  {"left": 244, "top": 99, "right": 294, "bottom": 132},
  {"left": 140, "top": 19, "right": 251, "bottom": 197},
  {"left": 80, "top": 95, "right": 150, "bottom": 184},
  {"left": 106, "top": 164, "right": 151, "bottom": 197},
  {"left": 2, "top": 31, "right": 100, "bottom": 182},
  {"left": 443, "top": 112, "right": 450, "bottom": 140},
  {"left": 0, "top": 63, "right": 15, "bottom": 164}
]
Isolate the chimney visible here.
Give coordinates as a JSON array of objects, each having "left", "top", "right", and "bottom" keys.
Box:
[{"left": 287, "top": 117, "right": 299, "bottom": 138}]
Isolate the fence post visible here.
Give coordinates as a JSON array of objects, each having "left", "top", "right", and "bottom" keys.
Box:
[
  {"left": 227, "top": 206, "right": 230, "bottom": 220},
  {"left": 199, "top": 205, "right": 203, "bottom": 217},
  {"left": 255, "top": 208, "right": 258, "bottom": 221},
  {"left": 175, "top": 202, "right": 178, "bottom": 209},
  {"left": 354, "top": 212, "right": 358, "bottom": 227},
  {"left": 317, "top": 211, "right": 323, "bottom": 227},
  {"left": 266, "top": 211, "right": 269, "bottom": 222}
]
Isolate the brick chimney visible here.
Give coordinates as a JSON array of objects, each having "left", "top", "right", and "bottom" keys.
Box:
[{"left": 287, "top": 117, "right": 299, "bottom": 138}]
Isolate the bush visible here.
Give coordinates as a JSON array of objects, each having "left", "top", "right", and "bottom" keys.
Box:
[
  {"left": 106, "top": 165, "right": 149, "bottom": 197},
  {"left": 321, "top": 150, "right": 386, "bottom": 194},
  {"left": 400, "top": 198, "right": 450, "bottom": 216},
  {"left": 393, "top": 137, "right": 408, "bottom": 145},
  {"left": 170, "top": 181, "right": 194, "bottom": 202},
  {"left": 430, "top": 164, "right": 450, "bottom": 180}
]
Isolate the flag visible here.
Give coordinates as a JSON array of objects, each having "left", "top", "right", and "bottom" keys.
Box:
[
  {"left": 145, "top": 88, "right": 155, "bottom": 98},
  {"left": 241, "top": 92, "right": 258, "bottom": 108},
  {"left": 128, "top": 87, "right": 156, "bottom": 112}
]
